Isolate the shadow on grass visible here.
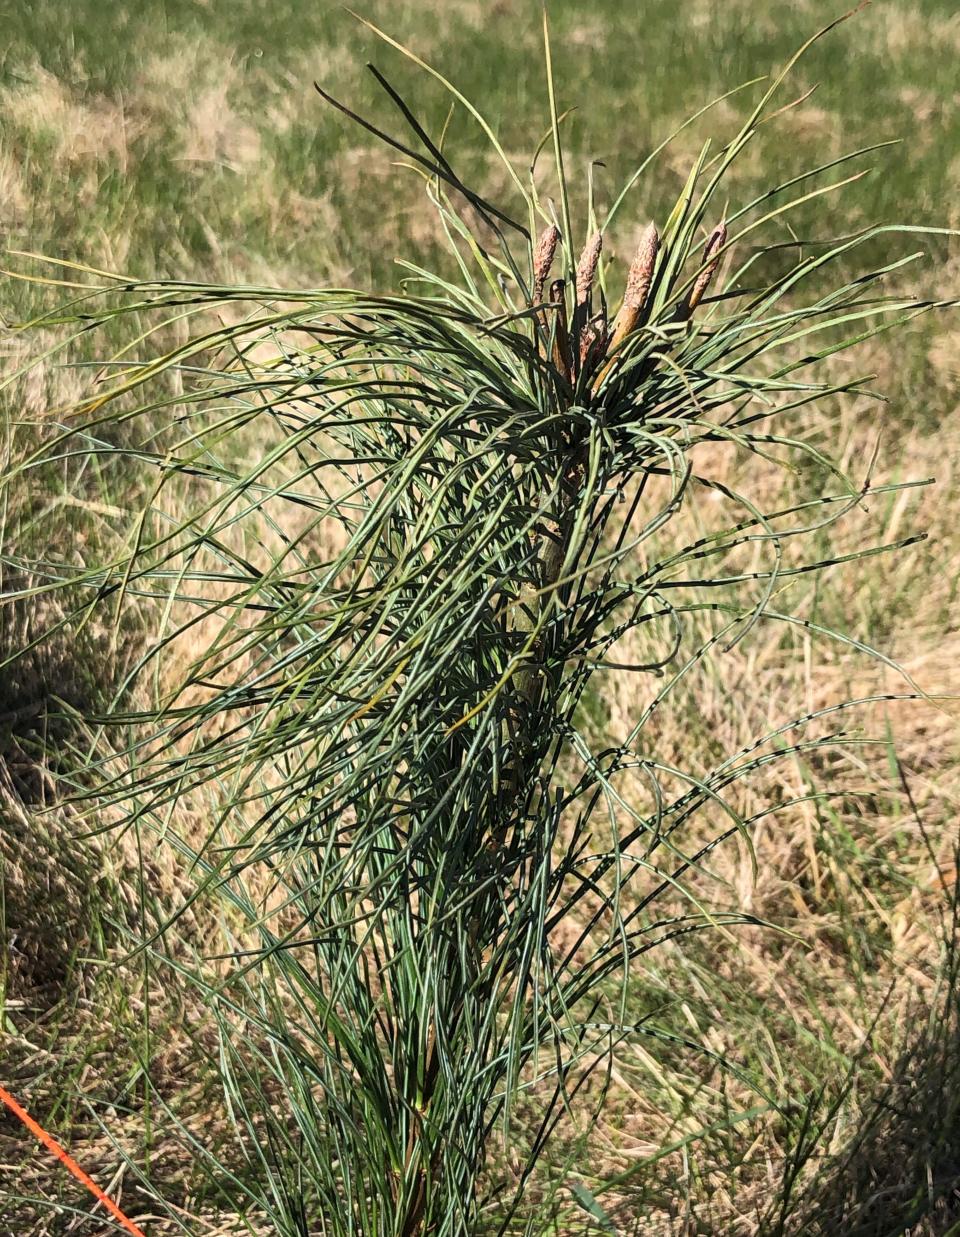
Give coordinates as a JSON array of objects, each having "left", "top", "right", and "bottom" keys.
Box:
[
  {"left": 0, "top": 562, "right": 147, "bottom": 807},
  {"left": 0, "top": 760, "right": 115, "bottom": 1003},
  {"left": 767, "top": 859, "right": 960, "bottom": 1237}
]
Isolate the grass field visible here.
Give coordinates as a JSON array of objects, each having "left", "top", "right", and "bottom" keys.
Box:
[{"left": 2, "top": 1, "right": 960, "bottom": 1233}]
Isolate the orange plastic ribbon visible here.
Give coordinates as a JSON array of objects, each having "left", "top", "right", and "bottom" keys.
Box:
[{"left": 0, "top": 1082, "right": 146, "bottom": 1236}]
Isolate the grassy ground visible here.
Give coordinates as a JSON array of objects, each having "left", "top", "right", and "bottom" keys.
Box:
[{"left": 2, "top": 0, "right": 959, "bottom": 1232}]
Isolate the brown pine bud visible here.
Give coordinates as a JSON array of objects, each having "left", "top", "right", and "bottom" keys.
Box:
[
  {"left": 607, "top": 222, "right": 660, "bottom": 350},
  {"left": 687, "top": 221, "right": 727, "bottom": 314},
  {"left": 532, "top": 223, "right": 560, "bottom": 305},
  {"left": 549, "top": 278, "right": 573, "bottom": 382},
  {"left": 575, "top": 230, "right": 603, "bottom": 309},
  {"left": 579, "top": 311, "right": 608, "bottom": 374},
  {"left": 593, "top": 222, "right": 659, "bottom": 389}
]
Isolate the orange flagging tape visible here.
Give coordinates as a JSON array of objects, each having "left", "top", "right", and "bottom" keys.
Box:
[{"left": 0, "top": 1082, "right": 146, "bottom": 1236}]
